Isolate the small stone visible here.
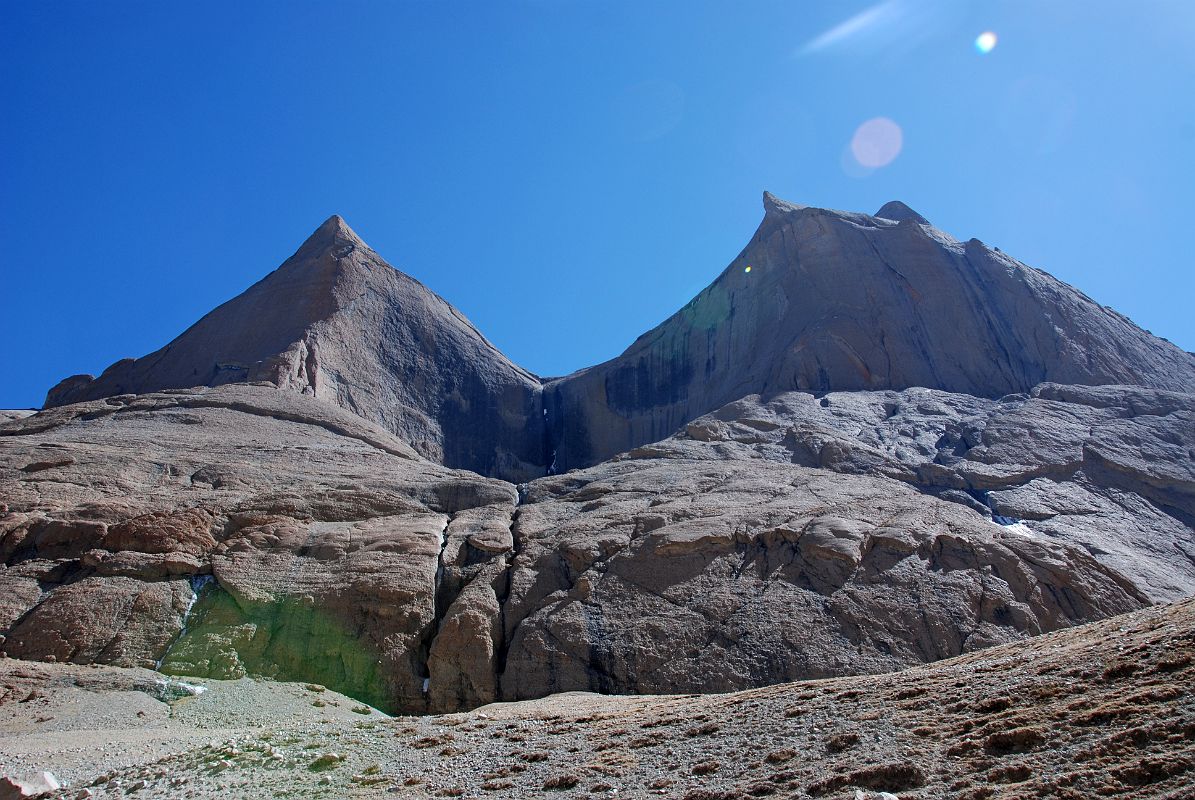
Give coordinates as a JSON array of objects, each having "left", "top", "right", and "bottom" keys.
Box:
[{"left": 309, "top": 753, "right": 344, "bottom": 771}]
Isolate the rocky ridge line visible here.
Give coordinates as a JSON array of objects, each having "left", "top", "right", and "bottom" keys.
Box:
[{"left": 42, "top": 194, "right": 1195, "bottom": 480}]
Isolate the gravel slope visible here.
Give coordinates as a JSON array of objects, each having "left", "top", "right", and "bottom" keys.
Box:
[{"left": 2, "top": 598, "right": 1193, "bottom": 799}]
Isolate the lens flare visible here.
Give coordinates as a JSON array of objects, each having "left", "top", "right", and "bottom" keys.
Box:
[
  {"left": 975, "top": 31, "right": 997, "bottom": 54},
  {"left": 850, "top": 117, "right": 903, "bottom": 168}
]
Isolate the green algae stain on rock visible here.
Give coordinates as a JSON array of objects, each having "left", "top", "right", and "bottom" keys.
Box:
[{"left": 159, "top": 585, "right": 388, "bottom": 712}]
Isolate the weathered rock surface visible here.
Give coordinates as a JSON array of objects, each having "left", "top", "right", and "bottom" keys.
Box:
[
  {"left": 6, "top": 195, "right": 1193, "bottom": 717},
  {"left": 1, "top": 381, "right": 1172, "bottom": 714},
  {"left": 43, "top": 217, "right": 546, "bottom": 481},
  {"left": 656, "top": 382, "right": 1195, "bottom": 602},
  {"left": 544, "top": 194, "right": 1195, "bottom": 471},
  {"left": 0, "top": 384, "right": 517, "bottom": 713},
  {"left": 497, "top": 432, "right": 1148, "bottom": 700}
]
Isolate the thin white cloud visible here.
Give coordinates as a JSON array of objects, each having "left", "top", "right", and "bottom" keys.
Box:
[{"left": 796, "top": 0, "right": 906, "bottom": 55}]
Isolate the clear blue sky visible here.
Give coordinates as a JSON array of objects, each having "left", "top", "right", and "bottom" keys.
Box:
[{"left": 2, "top": 1, "right": 1193, "bottom": 408}]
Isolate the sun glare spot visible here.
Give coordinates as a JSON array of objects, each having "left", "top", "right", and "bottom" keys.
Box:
[
  {"left": 850, "top": 117, "right": 903, "bottom": 169},
  {"left": 975, "top": 31, "right": 998, "bottom": 54}
]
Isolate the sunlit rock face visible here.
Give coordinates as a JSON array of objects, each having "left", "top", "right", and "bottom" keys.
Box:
[
  {"left": 542, "top": 193, "right": 1195, "bottom": 472},
  {"left": 5, "top": 194, "right": 1194, "bottom": 714}
]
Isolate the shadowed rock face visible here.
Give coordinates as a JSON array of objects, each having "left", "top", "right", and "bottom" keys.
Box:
[
  {"left": 44, "top": 217, "right": 547, "bottom": 481},
  {"left": 543, "top": 194, "right": 1195, "bottom": 471}
]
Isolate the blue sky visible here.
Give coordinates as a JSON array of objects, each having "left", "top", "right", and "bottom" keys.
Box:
[{"left": 2, "top": 1, "right": 1193, "bottom": 408}]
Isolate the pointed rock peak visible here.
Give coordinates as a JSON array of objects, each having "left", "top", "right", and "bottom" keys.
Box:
[
  {"left": 289, "top": 214, "right": 368, "bottom": 264},
  {"left": 875, "top": 201, "right": 929, "bottom": 225},
  {"left": 762, "top": 191, "right": 807, "bottom": 217},
  {"left": 316, "top": 213, "right": 365, "bottom": 244}
]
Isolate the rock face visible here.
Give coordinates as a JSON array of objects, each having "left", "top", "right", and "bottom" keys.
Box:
[
  {"left": 667, "top": 383, "right": 1195, "bottom": 602},
  {"left": 43, "top": 217, "right": 546, "bottom": 481},
  {"left": 499, "top": 455, "right": 1145, "bottom": 701},
  {"left": 0, "top": 385, "right": 518, "bottom": 713},
  {"left": 543, "top": 194, "right": 1195, "bottom": 471},
  {"left": 6, "top": 194, "right": 1195, "bottom": 715},
  {"left": 0, "top": 381, "right": 1170, "bottom": 713}
]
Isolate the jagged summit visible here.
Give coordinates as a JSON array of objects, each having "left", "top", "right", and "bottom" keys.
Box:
[
  {"left": 281, "top": 214, "right": 367, "bottom": 270},
  {"left": 762, "top": 190, "right": 806, "bottom": 215},
  {"left": 313, "top": 213, "right": 356, "bottom": 237},
  {"left": 543, "top": 191, "right": 1195, "bottom": 470}
]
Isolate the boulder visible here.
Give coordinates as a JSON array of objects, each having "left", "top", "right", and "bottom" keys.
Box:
[{"left": 0, "top": 772, "right": 59, "bottom": 800}]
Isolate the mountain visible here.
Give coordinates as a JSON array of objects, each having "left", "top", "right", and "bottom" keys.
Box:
[
  {"left": 43, "top": 195, "right": 1195, "bottom": 480},
  {"left": 543, "top": 193, "right": 1195, "bottom": 471},
  {"left": 5, "top": 194, "right": 1192, "bottom": 717},
  {"left": 44, "top": 216, "right": 547, "bottom": 481}
]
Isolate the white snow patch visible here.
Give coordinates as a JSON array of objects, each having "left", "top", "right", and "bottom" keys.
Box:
[
  {"left": 156, "top": 575, "right": 216, "bottom": 670},
  {"left": 992, "top": 518, "right": 1035, "bottom": 538},
  {"left": 155, "top": 678, "right": 209, "bottom": 701},
  {"left": 175, "top": 680, "right": 208, "bottom": 696}
]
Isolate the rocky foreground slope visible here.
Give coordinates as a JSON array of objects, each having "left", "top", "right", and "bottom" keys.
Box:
[{"left": 2, "top": 596, "right": 1192, "bottom": 799}]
